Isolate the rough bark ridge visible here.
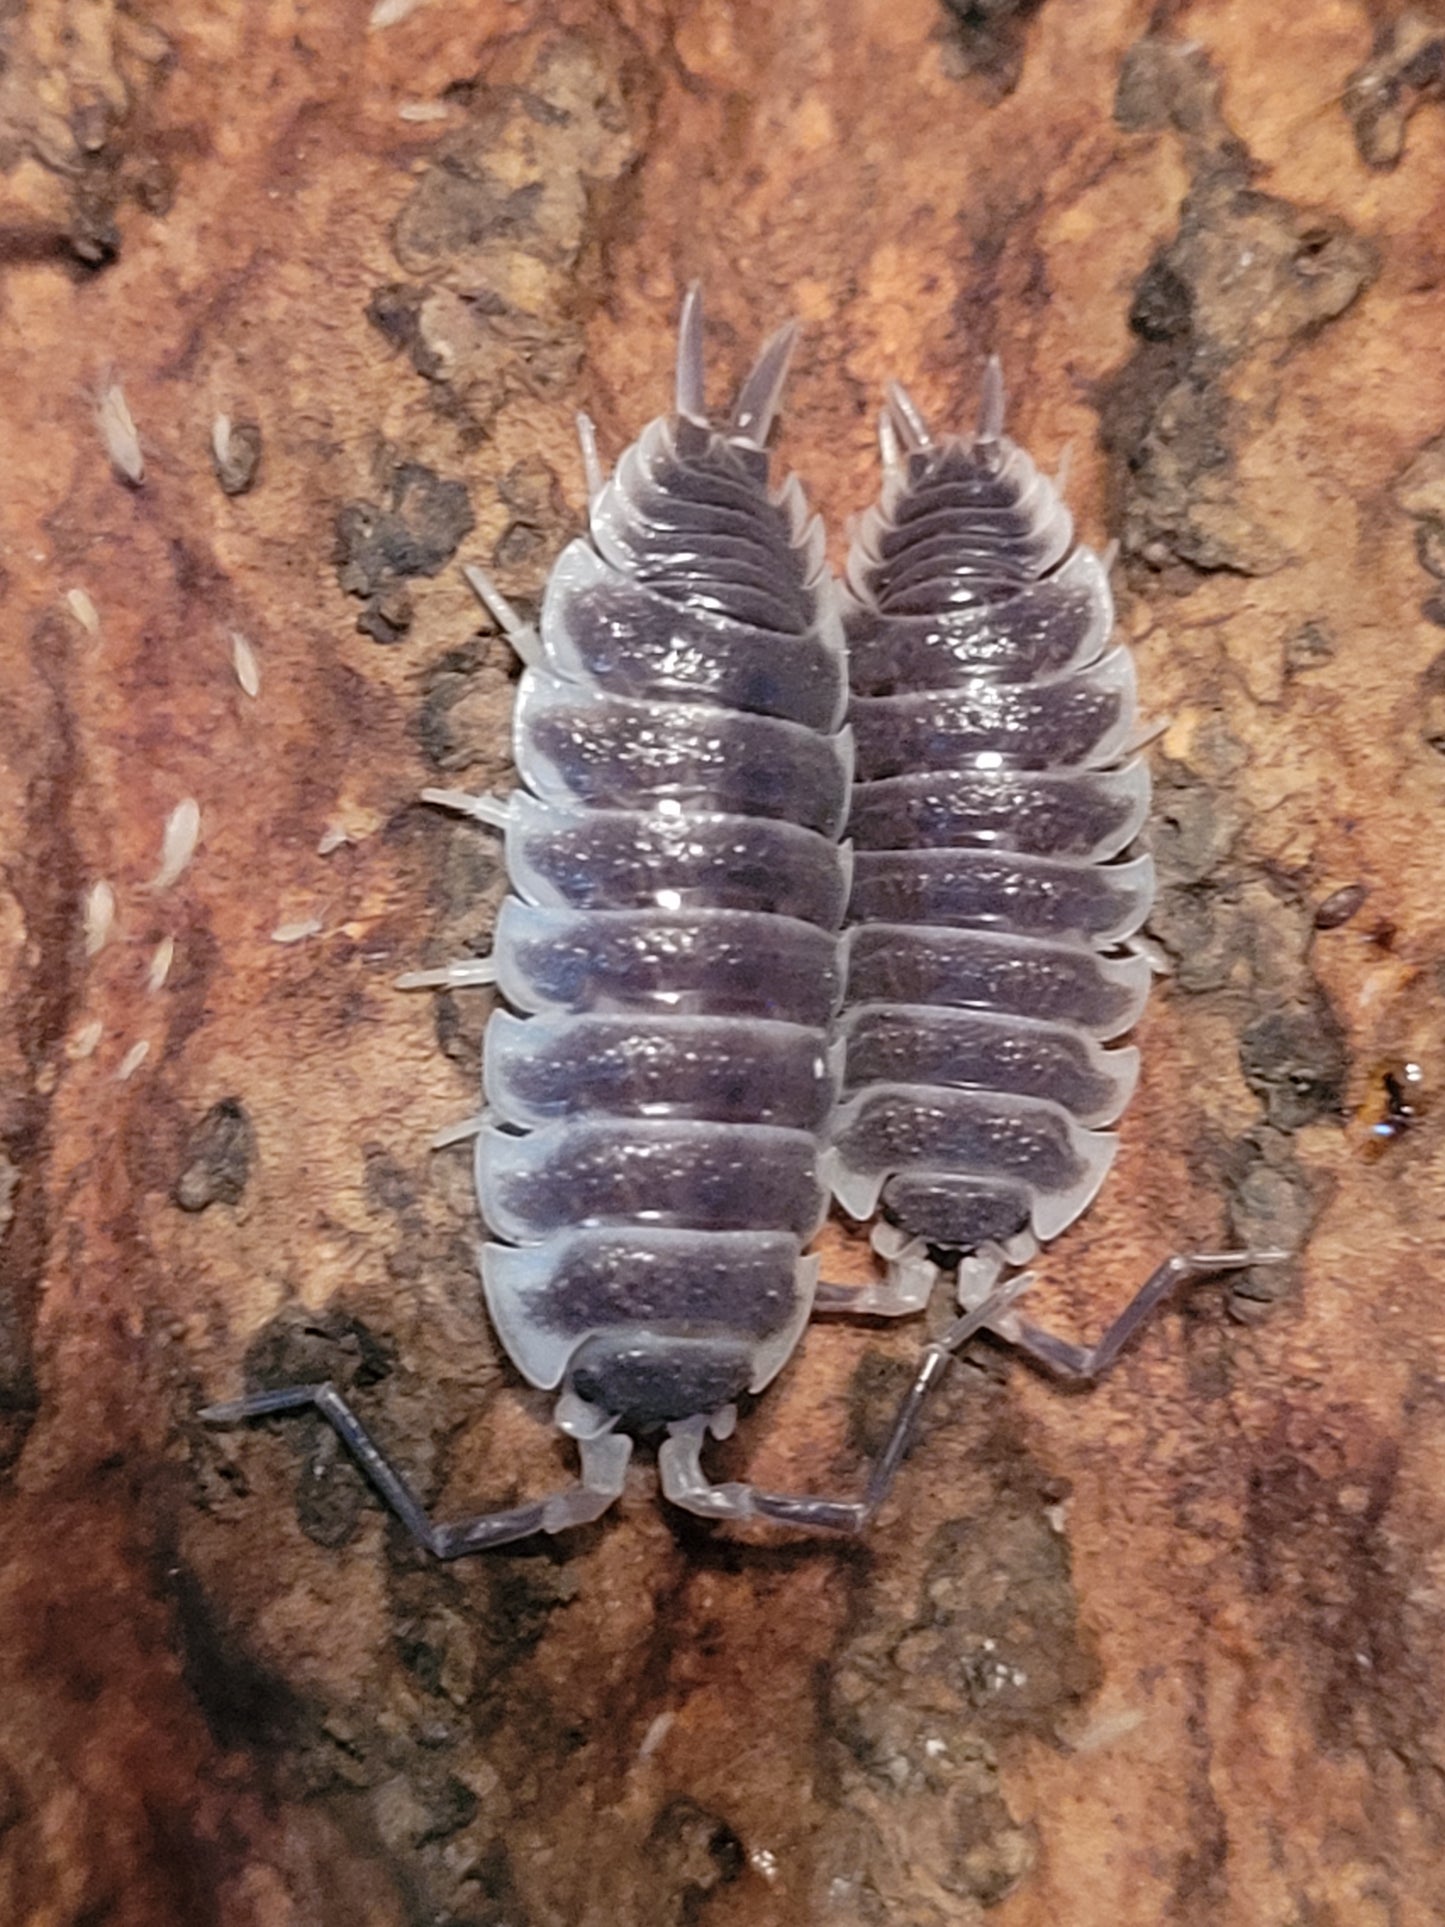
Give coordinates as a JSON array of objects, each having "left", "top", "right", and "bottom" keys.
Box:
[{"left": 1, "top": 2, "right": 1442, "bottom": 1923}]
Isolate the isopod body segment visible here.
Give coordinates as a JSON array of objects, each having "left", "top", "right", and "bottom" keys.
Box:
[{"left": 825, "top": 368, "right": 1152, "bottom": 1283}]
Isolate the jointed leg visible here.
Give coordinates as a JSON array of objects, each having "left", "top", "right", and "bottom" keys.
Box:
[
  {"left": 959, "top": 1246, "right": 1291, "bottom": 1383},
  {"left": 676, "top": 283, "right": 706, "bottom": 422},
  {"left": 658, "top": 1273, "right": 1032, "bottom": 1534},
  {"left": 463, "top": 563, "right": 541, "bottom": 665},
  {"left": 576, "top": 411, "right": 605, "bottom": 508},
  {"left": 397, "top": 789, "right": 511, "bottom": 993},
  {"left": 813, "top": 1221, "right": 940, "bottom": 1319},
  {"left": 200, "top": 1382, "right": 630, "bottom": 1557},
  {"left": 395, "top": 956, "right": 497, "bottom": 991}
]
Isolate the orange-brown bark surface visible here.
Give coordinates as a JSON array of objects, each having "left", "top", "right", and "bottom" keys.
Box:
[{"left": 2, "top": 2, "right": 1444, "bottom": 1922}]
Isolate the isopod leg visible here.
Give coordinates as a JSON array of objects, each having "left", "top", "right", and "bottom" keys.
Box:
[
  {"left": 961, "top": 1247, "right": 1291, "bottom": 1383},
  {"left": 812, "top": 1268, "right": 935, "bottom": 1317},
  {"left": 813, "top": 1223, "right": 939, "bottom": 1318},
  {"left": 885, "top": 379, "right": 933, "bottom": 453},
  {"left": 977, "top": 354, "right": 1006, "bottom": 442},
  {"left": 200, "top": 1380, "right": 630, "bottom": 1557},
  {"left": 658, "top": 1275, "right": 1032, "bottom": 1534},
  {"left": 395, "top": 957, "right": 497, "bottom": 990},
  {"left": 419, "top": 787, "right": 512, "bottom": 828},
  {"left": 463, "top": 563, "right": 541, "bottom": 665}
]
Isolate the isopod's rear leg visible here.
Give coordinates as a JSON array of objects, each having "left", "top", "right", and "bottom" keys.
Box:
[
  {"left": 657, "top": 1275, "right": 1032, "bottom": 1534},
  {"left": 956, "top": 1245, "right": 1291, "bottom": 1382},
  {"left": 813, "top": 1218, "right": 1033, "bottom": 1321},
  {"left": 201, "top": 1382, "right": 631, "bottom": 1557},
  {"left": 812, "top": 1222, "right": 940, "bottom": 1318}
]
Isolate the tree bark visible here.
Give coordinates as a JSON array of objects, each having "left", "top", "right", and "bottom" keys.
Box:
[{"left": 2, "top": 2, "right": 1443, "bottom": 1922}]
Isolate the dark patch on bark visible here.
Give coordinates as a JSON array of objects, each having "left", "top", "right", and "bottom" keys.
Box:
[
  {"left": 173, "top": 1097, "right": 255, "bottom": 1211},
  {"left": 379, "top": 35, "right": 645, "bottom": 435},
  {"left": 457, "top": 1841, "right": 533, "bottom": 1927},
  {"left": 0, "top": 6, "right": 186, "bottom": 271},
  {"left": 416, "top": 639, "right": 518, "bottom": 783},
  {"left": 646, "top": 1797, "right": 747, "bottom": 1923},
  {"left": 1, "top": 611, "right": 89, "bottom": 1469},
  {"left": 1238, "top": 1000, "right": 1349, "bottom": 1131},
  {"left": 361, "top": 1142, "right": 419, "bottom": 1216},
  {"left": 844, "top": 1347, "right": 920, "bottom": 1464},
  {"left": 938, "top": 0, "right": 1048, "bottom": 101},
  {"left": 0, "top": 1756, "right": 22, "bottom": 1837},
  {"left": 1346, "top": 13, "right": 1445, "bottom": 170},
  {"left": 385, "top": 1536, "right": 584, "bottom": 1752},
  {"left": 1243, "top": 1407, "right": 1434, "bottom": 1762},
  {"left": 1222, "top": 1127, "right": 1323, "bottom": 1314},
  {"left": 1144, "top": 726, "right": 1340, "bottom": 1307},
  {"left": 908, "top": 1473, "right": 1100, "bottom": 1744},
  {"left": 1150, "top": 759, "right": 1242, "bottom": 895},
  {"left": 1102, "top": 36, "right": 1376, "bottom": 579},
  {"left": 1284, "top": 619, "right": 1336, "bottom": 676},
  {"left": 365, "top": 281, "right": 446, "bottom": 380},
  {"left": 410, "top": 1774, "right": 480, "bottom": 1849},
  {"left": 170, "top": 1560, "right": 306, "bottom": 1753},
  {"left": 230, "top": 1309, "right": 398, "bottom": 1549},
  {"left": 1418, "top": 650, "right": 1445, "bottom": 755},
  {"left": 334, "top": 462, "right": 476, "bottom": 641},
  {"left": 1393, "top": 441, "right": 1445, "bottom": 692},
  {"left": 824, "top": 1382, "right": 1092, "bottom": 1909}
]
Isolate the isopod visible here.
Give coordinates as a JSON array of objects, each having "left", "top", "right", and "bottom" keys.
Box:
[
  {"left": 202, "top": 307, "right": 1282, "bottom": 1557},
  {"left": 97, "top": 376, "right": 144, "bottom": 486},
  {"left": 149, "top": 797, "right": 201, "bottom": 891},
  {"left": 66, "top": 587, "right": 101, "bottom": 636},
  {"left": 204, "top": 293, "right": 971, "bottom": 1550},
  {"left": 83, "top": 879, "right": 116, "bottom": 956},
  {"left": 821, "top": 365, "right": 1283, "bottom": 1374}
]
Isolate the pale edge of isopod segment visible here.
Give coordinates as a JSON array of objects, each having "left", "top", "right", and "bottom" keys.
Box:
[
  {"left": 203, "top": 291, "right": 908, "bottom": 1549},
  {"left": 818, "top": 358, "right": 1287, "bottom": 1385}
]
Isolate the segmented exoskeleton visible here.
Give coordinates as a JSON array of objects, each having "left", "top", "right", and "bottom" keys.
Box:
[
  {"left": 202, "top": 313, "right": 1280, "bottom": 1555},
  {"left": 203, "top": 295, "right": 1009, "bottom": 1549},
  {"left": 823, "top": 367, "right": 1280, "bottom": 1374}
]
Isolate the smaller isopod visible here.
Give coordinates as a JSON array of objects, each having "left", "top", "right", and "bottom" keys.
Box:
[
  {"left": 149, "top": 798, "right": 201, "bottom": 891},
  {"left": 97, "top": 377, "right": 144, "bottom": 486}
]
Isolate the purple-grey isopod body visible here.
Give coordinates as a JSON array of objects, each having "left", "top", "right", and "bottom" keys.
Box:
[
  {"left": 821, "top": 368, "right": 1281, "bottom": 1377},
  {"left": 460, "top": 292, "right": 856, "bottom": 1534},
  {"left": 204, "top": 294, "right": 924, "bottom": 1549},
  {"left": 201, "top": 317, "right": 1282, "bottom": 1554}
]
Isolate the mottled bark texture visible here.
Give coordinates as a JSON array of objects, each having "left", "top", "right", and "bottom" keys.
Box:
[{"left": 1, "top": 2, "right": 1443, "bottom": 1923}]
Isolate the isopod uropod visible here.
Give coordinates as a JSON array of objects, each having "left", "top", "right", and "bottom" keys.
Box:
[{"left": 203, "top": 299, "right": 1281, "bottom": 1555}]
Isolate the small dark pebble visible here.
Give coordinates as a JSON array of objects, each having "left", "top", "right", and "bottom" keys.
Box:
[
  {"left": 1238, "top": 1003, "right": 1348, "bottom": 1132},
  {"left": 1314, "top": 883, "right": 1369, "bottom": 930},
  {"left": 358, "top": 584, "right": 414, "bottom": 644},
  {"left": 175, "top": 1097, "right": 255, "bottom": 1210},
  {"left": 212, "top": 418, "right": 263, "bottom": 496}
]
